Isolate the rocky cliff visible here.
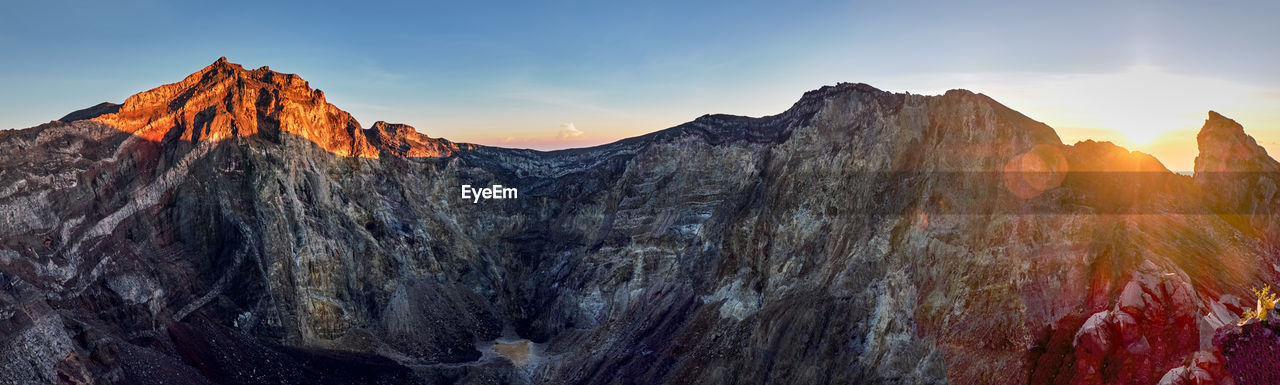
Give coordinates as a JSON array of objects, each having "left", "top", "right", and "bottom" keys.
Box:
[{"left": 0, "top": 59, "right": 1275, "bottom": 384}]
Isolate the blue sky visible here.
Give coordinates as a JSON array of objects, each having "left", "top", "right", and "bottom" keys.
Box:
[{"left": 2, "top": 1, "right": 1277, "bottom": 170}]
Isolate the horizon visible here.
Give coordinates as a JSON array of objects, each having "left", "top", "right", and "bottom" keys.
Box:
[{"left": 2, "top": 1, "right": 1277, "bottom": 171}]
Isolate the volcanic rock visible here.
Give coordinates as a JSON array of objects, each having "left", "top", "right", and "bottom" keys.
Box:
[{"left": 0, "top": 58, "right": 1276, "bottom": 384}]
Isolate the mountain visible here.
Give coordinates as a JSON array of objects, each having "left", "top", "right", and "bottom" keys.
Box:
[{"left": 0, "top": 58, "right": 1275, "bottom": 385}]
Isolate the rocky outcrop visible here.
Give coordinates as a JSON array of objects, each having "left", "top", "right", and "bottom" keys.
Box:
[
  {"left": 1068, "top": 263, "right": 1210, "bottom": 384},
  {"left": 1194, "top": 111, "right": 1280, "bottom": 254},
  {"left": 366, "top": 121, "right": 474, "bottom": 158},
  {"left": 59, "top": 102, "right": 120, "bottom": 123},
  {"left": 0, "top": 59, "right": 1277, "bottom": 384},
  {"left": 1196, "top": 111, "right": 1277, "bottom": 176}
]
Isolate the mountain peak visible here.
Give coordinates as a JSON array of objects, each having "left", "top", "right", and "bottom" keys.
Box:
[
  {"left": 365, "top": 121, "right": 473, "bottom": 157},
  {"left": 1194, "top": 110, "right": 1273, "bottom": 174},
  {"left": 1193, "top": 111, "right": 1280, "bottom": 233},
  {"left": 791, "top": 82, "right": 885, "bottom": 106},
  {"left": 1207, "top": 110, "right": 1230, "bottom": 121},
  {"left": 1205, "top": 110, "right": 1243, "bottom": 132},
  {"left": 59, "top": 102, "right": 120, "bottom": 122},
  {"left": 189, "top": 57, "right": 255, "bottom": 87},
  {"left": 88, "top": 58, "right": 391, "bottom": 157},
  {"left": 208, "top": 56, "right": 232, "bottom": 69}
]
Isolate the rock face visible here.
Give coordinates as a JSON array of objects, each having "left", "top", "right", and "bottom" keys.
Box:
[
  {"left": 1194, "top": 111, "right": 1280, "bottom": 254},
  {"left": 0, "top": 58, "right": 1276, "bottom": 384}
]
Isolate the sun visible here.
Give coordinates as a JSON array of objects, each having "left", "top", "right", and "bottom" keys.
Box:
[
  {"left": 978, "top": 65, "right": 1261, "bottom": 152},
  {"left": 1079, "top": 105, "right": 1181, "bottom": 148},
  {"left": 1055, "top": 66, "right": 1205, "bottom": 149},
  {"left": 1118, "top": 123, "right": 1165, "bottom": 146}
]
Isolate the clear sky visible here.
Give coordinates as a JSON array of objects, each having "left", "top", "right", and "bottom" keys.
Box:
[{"left": 2, "top": 1, "right": 1277, "bottom": 171}]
